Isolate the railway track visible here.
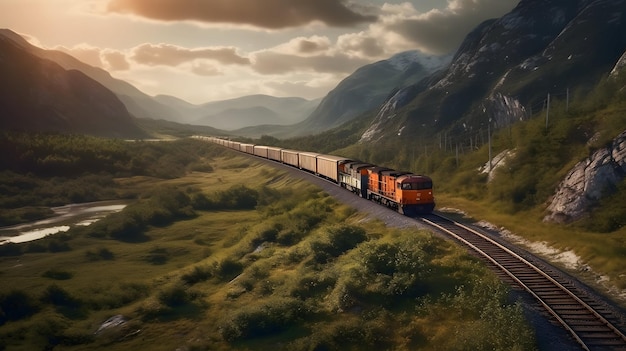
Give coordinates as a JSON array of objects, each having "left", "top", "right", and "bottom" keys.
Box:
[{"left": 420, "top": 213, "right": 626, "bottom": 351}]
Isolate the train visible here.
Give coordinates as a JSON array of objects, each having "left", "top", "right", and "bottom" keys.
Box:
[{"left": 193, "top": 136, "right": 435, "bottom": 216}]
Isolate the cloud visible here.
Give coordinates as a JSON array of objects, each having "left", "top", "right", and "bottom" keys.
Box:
[
  {"left": 191, "top": 62, "right": 222, "bottom": 76},
  {"left": 102, "top": 50, "right": 130, "bottom": 71},
  {"left": 130, "top": 43, "right": 250, "bottom": 66},
  {"left": 106, "top": 0, "right": 376, "bottom": 29},
  {"left": 378, "top": 0, "right": 519, "bottom": 54},
  {"left": 337, "top": 32, "right": 385, "bottom": 58},
  {"left": 55, "top": 44, "right": 104, "bottom": 68},
  {"left": 252, "top": 51, "right": 370, "bottom": 75}
]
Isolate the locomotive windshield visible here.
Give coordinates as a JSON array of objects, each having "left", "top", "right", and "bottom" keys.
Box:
[{"left": 400, "top": 181, "right": 432, "bottom": 190}]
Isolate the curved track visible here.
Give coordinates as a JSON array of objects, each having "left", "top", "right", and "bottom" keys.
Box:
[{"left": 421, "top": 213, "right": 626, "bottom": 351}]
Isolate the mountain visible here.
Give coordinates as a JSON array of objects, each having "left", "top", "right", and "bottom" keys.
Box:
[
  {"left": 0, "top": 29, "right": 323, "bottom": 130},
  {"left": 0, "top": 29, "right": 186, "bottom": 123},
  {"left": 193, "top": 95, "right": 320, "bottom": 130},
  {"left": 289, "top": 51, "right": 451, "bottom": 137},
  {"left": 0, "top": 33, "right": 146, "bottom": 138},
  {"left": 360, "top": 0, "right": 626, "bottom": 142}
]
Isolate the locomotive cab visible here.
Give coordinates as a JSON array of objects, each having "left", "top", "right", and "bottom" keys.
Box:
[{"left": 396, "top": 174, "right": 435, "bottom": 214}]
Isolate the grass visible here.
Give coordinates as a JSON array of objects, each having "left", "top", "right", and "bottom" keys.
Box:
[
  {"left": 0, "top": 150, "right": 536, "bottom": 351},
  {"left": 436, "top": 193, "right": 626, "bottom": 294}
]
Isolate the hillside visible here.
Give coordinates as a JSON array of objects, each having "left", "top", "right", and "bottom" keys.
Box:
[
  {"left": 0, "top": 34, "right": 146, "bottom": 138},
  {"left": 358, "top": 0, "right": 626, "bottom": 143},
  {"left": 234, "top": 51, "right": 451, "bottom": 139}
]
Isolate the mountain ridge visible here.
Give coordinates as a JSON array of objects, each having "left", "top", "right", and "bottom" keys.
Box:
[
  {"left": 359, "top": 0, "right": 626, "bottom": 142},
  {"left": 0, "top": 34, "right": 146, "bottom": 138}
]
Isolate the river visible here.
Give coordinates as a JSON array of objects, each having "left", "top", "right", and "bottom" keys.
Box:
[{"left": 0, "top": 200, "right": 129, "bottom": 245}]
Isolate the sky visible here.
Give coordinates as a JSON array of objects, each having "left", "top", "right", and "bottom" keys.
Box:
[{"left": 0, "top": 0, "right": 519, "bottom": 104}]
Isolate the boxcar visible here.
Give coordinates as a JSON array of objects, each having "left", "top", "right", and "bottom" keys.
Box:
[
  {"left": 267, "top": 147, "right": 282, "bottom": 162},
  {"left": 281, "top": 149, "right": 300, "bottom": 168},
  {"left": 254, "top": 145, "right": 269, "bottom": 158},
  {"left": 298, "top": 152, "right": 319, "bottom": 173},
  {"left": 240, "top": 143, "right": 255, "bottom": 154},
  {"left": 316, "top": 154, "right": 351, "bottom": 183}
]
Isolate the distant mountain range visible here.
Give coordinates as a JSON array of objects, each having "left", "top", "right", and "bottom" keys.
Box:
[
  {"left": 359, "top": 0, "right": 626, "bottom": 142},
  {"left": 292, "top": 51, "right": 451, "bottom": 137},
  {"left": 0, "top": 29, "right": 319, "bottom": 132},
  {"left": 0, "top": 32, "right": 146, "bottom": 138},
  {"left": 234, "top": 51, "right": 451, "bottom": 138}
]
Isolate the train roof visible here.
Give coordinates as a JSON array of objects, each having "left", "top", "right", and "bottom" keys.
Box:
[
  {"left": 381, "top": 170, "right": 411, "bottom": 177},
  {"left": 317, "top": 154, "right": 352, "bottom": 163},
  {"left": 346, "top": 162, "right": 373, "bottom": 170},
  {"left": 398, "top": 174, "right": 432, "bottom": 181},
  {"left": 368, "top": 166, "right": 392, "bottom": 174},
  {"left": 298, "top": 151, "right": 320, "bottom": 157}
]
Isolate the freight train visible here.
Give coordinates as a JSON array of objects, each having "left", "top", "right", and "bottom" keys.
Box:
[{"left": 194, "top": 136, "right": 435, "bottom": 215}]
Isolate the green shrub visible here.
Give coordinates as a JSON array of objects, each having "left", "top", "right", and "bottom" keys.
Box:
[
  {"left": 144, "top": 247, "right": 169, "bottom": 265},
  {"left": 208, "top": 185, "right": 260, "bottom": 210},
  {"left": 42, "top": 270, "right": 73, "bottom": 280},
  {"left": 0, "top": 290, "right": 39, "bottom": 325},
  {"left": 310, "top": 225, "right": 368, "bottom": 263},
  {"left": 87, "top": 283, "right": 149, "bottom": 310},
  {"left": 0, "top": 243, "right": 21, "bottom": 257},
  {"left": 581, "top": 180, "right": 626, "bottom": 232},
  {"left": 85, "top": 247, "right": 115, "bottom": 261},
  {"left": 158, "top": 284, "right": 189, "bottom": 307},
  {"left": 40, "top": 285, "right": 80, "bottom": 308},
  {"left": 212, "top": 258, "right": 243, "bottom": 281},
  {"left": 219, "top": 298, "right": 309, "bottom": 341},
  {"left": 181, "top": 265, "right": 213, "bottom": 285}
]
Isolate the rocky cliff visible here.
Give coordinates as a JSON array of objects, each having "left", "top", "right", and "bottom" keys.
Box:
[{"left": 544, "top": 130, "right": 626, "bottom": 223}]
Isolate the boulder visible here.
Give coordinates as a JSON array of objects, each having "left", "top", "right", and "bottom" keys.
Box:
[{"left": 544, "top": 130, "right": 626, "bottom": 223}]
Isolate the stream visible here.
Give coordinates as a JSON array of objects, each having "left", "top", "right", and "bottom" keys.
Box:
[{"left": 0, "top": 200, "right": 129, "bottom": 245}]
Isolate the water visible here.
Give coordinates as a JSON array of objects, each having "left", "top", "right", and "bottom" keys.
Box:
[{"left": 0, "top": 200, "right": 128, "bottom": 245}]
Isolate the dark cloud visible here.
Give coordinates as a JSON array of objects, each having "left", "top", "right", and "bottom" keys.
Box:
[
  {"left": 252, "top": 51, "right": 370, "bottom": 75},
  {"left": 298, "top": 39, "right": 329, "bottom": 54},
  {"left": 130, "top": 43, "right": 250, "bottom": 66},
  {"left": 106, "top": 0, "right": 377, "bottom": 29},
  {"left": 385, "top": 0, "right": 518, "bottom": 54}
]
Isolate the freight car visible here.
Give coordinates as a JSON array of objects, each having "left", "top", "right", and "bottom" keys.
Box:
[{"left": 196, "top": 136, "right": 435, "bottom": 215}]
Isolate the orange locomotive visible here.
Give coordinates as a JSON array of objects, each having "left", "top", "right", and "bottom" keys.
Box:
[
  {"left": 338, "top": 161, "right": 435, "bottom": 215},
  {"left": 366, "top": 167, "right": 434, "bottom": 215}
]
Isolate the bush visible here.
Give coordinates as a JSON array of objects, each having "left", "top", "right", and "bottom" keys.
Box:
[
  {"left": 181, "top": 265, "right": 213, "bottom": 285},
  {"left": 40, "top": 285, "right": 80, "bottom": 308},
  {"left": 85, "top": 247, "right": 115, "bottom": 261},
  {"left": 212, "top": 258, "right": 243, "bottom": 282},
  {"left": 201, "top": 185, "right": 259, "bottom": 210},
  {"left": 42, "top": 270, "right": 74, "bottom": 280},
  {"left": 0, "top": 243, "right": 21, "bottom": 256},
  {"left": 219, "top": 298, "right": 309, "bottom": 341},
  {"left": 310, "top": 225, "right": 368, "bottom": 263},
  {"left": 0, "top": 290, "right": 39, "bottom": 325},
  {"left": 143, "top": 247, "right": 169, "bottom": 265},
  {"left": 158, "top": 284, "right": 189, "bottom": 307}
]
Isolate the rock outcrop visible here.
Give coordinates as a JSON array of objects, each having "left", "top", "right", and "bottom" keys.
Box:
[{"left": 544, "top": 130, "right": 626, "bottom": 223}]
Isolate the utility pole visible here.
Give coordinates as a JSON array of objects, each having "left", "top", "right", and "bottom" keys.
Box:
[
  {"left": 488, "top": 118, "right": 492, "bottom": 172},
  {"left": 566, "top": 88, "right": 569, "bottom": 112},
  {"left": 545, "top": 93, "right": 550, "bottom": 130}
]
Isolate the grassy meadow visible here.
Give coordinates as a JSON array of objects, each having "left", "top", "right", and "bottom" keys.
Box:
[{"left": 0, "top": 139, "right": 536, "bottom": 351}]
